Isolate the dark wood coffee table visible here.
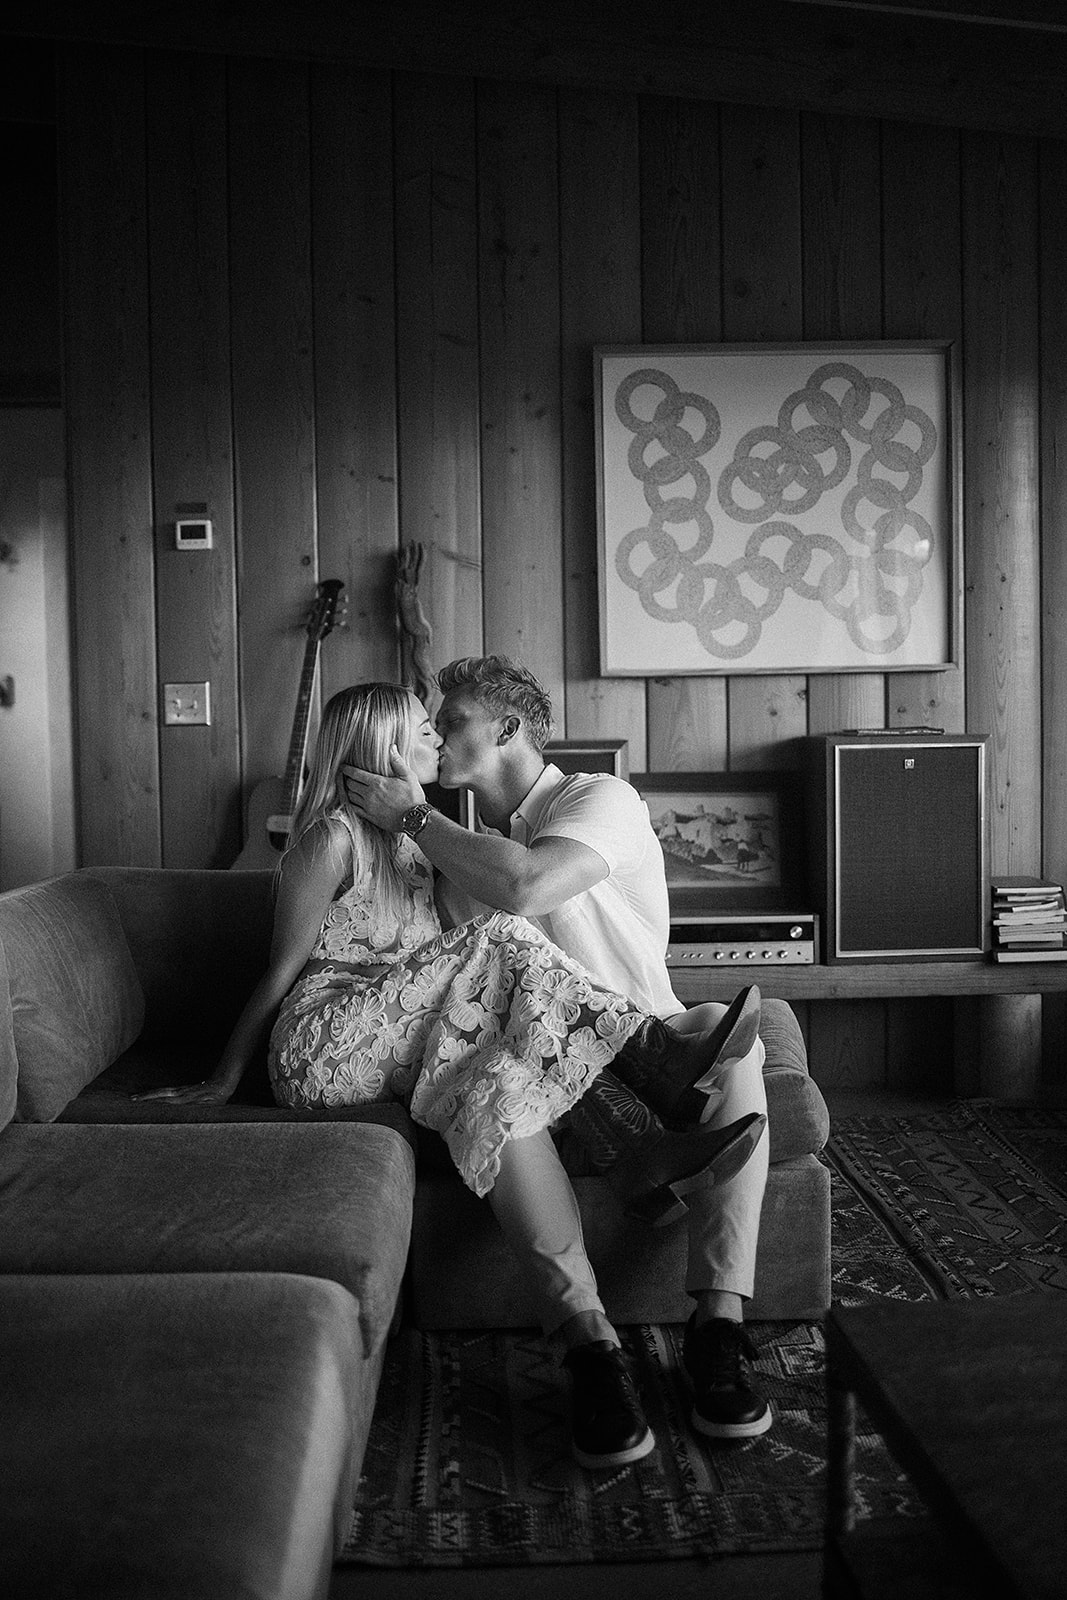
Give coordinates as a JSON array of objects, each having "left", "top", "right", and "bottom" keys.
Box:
[{"left": 824, "top": 1295, "right": 1067, "bottom": 1600}]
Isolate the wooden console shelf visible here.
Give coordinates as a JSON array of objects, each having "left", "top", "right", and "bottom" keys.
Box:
[{"left": 669, "top": 959, "right": 1067, "bottom": 1003}]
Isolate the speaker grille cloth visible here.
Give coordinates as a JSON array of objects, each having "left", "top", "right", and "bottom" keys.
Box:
[{"left": 836, "top": 746, "right": 981, "bottom": 954}]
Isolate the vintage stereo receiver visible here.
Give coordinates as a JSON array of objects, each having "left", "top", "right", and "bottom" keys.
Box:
[{"left": 665, "top": 912, "right": 818, "bottom": 967}]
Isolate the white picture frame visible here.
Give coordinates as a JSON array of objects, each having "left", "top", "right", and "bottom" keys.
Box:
[{"left": 595, "top": 341, "right": 962, "bottom": 676}]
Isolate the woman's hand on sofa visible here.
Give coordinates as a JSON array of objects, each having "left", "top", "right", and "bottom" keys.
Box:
[{"left": 133, "top": 1078, "right": 236, "bottom": 1105}]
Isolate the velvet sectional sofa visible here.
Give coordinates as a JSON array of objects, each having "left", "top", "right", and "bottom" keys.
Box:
[{"left": 0, "top": 866, "right": 831, "bottom": 1599}]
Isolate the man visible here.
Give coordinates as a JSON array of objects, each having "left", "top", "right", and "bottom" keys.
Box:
[{"left": 345, "top": 655, "right": 772, "bottom": 1464}]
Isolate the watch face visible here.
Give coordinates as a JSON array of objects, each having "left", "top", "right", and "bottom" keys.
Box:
[{"left": 403, "top": 803, "right": 431, "bottom": 836}]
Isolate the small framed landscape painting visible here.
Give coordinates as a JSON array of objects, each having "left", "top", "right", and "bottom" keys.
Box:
[{"left": 633, "top": 771, "right": 807, "bottom": 913}]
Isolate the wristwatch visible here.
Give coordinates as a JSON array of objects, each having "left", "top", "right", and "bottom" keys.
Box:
[{"left": 399, "top": 801, "right": 435, "bottom": 839}]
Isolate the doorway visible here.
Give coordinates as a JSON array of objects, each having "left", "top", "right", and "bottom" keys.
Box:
[{"left": 0, "top": 407, "right": 74, "bottom": 889}]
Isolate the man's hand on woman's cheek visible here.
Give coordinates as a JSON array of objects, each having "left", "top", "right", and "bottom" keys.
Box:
[{"left": 342, "top": 759, "right": 424, "bottom": 830}]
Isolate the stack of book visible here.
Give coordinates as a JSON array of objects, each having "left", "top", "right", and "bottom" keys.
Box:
[{"left": 992, "top": 877, "right": 1067, "bottom": 962}]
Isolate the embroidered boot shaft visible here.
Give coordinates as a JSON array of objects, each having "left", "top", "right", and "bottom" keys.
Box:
[
  {"left": 609, "top": 986, "right": 762, "bottom": 1128},
  {"left": 566, "top": 1071, "right": 767, "bottom": 1227}
]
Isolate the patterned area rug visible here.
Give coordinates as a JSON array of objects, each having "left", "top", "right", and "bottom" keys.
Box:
[
  {"left": 826, "top": 1100, "right": 1067, "bottom": 1300},
  {"left": 340, "top": 1100, "right": 1067, "bottom": 1567}
]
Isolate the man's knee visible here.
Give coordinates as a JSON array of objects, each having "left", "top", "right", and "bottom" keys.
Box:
[{"left": 667, "top": 1001, "right": 728, "bottom": 1036}]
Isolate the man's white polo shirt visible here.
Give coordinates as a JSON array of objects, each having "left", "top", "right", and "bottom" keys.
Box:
[{"left": 505, "top": 764, "right": 682, "bottom": 1019}]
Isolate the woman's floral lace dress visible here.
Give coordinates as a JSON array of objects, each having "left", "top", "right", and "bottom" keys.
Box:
[{"left": 268, "top": 823, "right": 645, "bottom": 1197}]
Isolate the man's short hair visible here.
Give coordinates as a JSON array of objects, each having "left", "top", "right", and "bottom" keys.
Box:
[{"left": 437, "top": 656, "right": 555, "bottom": 752}]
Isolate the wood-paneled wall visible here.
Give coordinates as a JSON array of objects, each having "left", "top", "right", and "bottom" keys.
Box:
[{"left": 56, "top": 46, "right": 1067, "bottom": 1089}]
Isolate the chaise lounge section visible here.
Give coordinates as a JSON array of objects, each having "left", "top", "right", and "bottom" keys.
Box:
[
  {"left": 1, "top": 1271, "right": 369, "bottom": 1600},
  {"left": 0, "top": 869, "right": 416, "bottom": 1598}
]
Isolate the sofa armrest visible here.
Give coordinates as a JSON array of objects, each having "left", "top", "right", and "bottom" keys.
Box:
[
  {"left": 760, "top": 997, "right": 830, "bottom": 1160},
  {"left": 0, "top": 872, "right": 145, "bottom": 1121}
]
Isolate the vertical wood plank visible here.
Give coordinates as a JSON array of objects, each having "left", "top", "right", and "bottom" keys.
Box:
[
  {"left": 882, "top": 120, "right": 966, "bottom": 734},
  {"left": 806, "top": 675, "right": 883, "bottom": 736},
  {"left": 801, "top": 114, "right": 883, "bottom": 340},
  {"left": 639, "top": 95, "right": 727, "bottom": 770},
  {"left": 394, "top": 73, "right": 482, "bottom": 692},
  {"left": 806, "top": 1008, "right": 887, "bottom": 1091},
  {"left": 1039, "top": 139, "right": 1067, "bottom": 1096},
  {"left": 40, "top": 475, "right": 76, "bottom": 875},
  {"left": 881, "top": 120, "right": 967, "bottom": 1085},
  {"left": 728, "top": 679, "right": 810, "bottom": 771},
  {"left": 559, "top": 88, "right": 646, "bottom": 763},
  {"left": 802, "top": 112, "right": 886, "bottom": 739},
  {"left": 477, "top": 79, "right": 564, "bottom": 707},
  {"left": 801, "top": 111, "right": 888, "bottom": 1085},
  {"left": 311, "top": 65, "right": 399, "bottom": 699},
  {"left": 963, "top": 131, "right": 1042, "bottom": 1100},
  {"left": 228, "top": 57, "right": 317, "bottom": 804},
  {"left": 885, "top": 998, "right": 954, "bottom": 1095},
  {"left": 639, "top": 98, "right": 722, "bottom": 341},
  {"left": 720, "top": 106, "right": 808, "bottom": 765},
  {"left": 646, "top": 679, "right": 727, "bottom": 772},
  {"left": 1039, "top": 139, "right": 1067, "bottom": 892},
  {"left": 58, "top": 45, "right": 160, "bottom": 866},
  {"left": 963, "top": 132, "right": 1041, "bottom": 875},
  {"left": 146, "top": 51, "right": 240, "bottom": 869}
]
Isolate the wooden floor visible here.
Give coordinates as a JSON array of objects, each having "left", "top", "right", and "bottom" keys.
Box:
[{"left": 329, "top": 1087, "right": 952, "bottom": 1600}]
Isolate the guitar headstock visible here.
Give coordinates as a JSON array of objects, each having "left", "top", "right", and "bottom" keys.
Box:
[{"left": 306, "top": 579, "right": 346, "bottom": 642}]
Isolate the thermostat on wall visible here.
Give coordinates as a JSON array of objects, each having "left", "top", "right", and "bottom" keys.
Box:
[{"left": 175, "top": 518, "right": 213, "bottom": 550}]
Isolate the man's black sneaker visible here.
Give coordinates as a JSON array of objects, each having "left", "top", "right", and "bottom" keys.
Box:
[
  {"left": 562, "top": 1340, "right": 656, "bottom": 1468},
  {"left": 682, "top": 1316, "right": 772, "bottom": 1440}
]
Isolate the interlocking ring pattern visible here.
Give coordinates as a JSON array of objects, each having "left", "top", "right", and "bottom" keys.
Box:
[{"left": 613, "top": 363, "right": 938, "bottom": 659}]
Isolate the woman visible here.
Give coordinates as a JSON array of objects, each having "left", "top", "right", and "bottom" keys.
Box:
[{"left": 144, "top": 683, "right": 764, "bottom": 1214}]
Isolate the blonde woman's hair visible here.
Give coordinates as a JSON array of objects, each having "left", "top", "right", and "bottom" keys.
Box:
[{"left": 285, "top": 682, "right": 417, "bottom": 921}]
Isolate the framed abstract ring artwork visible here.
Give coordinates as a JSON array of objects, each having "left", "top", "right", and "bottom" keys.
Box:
[{"left": 594, "top": 341, "right": 961, "bottom": 676}]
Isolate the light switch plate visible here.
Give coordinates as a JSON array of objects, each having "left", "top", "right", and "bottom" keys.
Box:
[{"left": 163, "top": 682, "right": 211, "bottom": 725}]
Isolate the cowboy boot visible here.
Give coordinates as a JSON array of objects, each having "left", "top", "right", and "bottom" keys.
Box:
[
  {"left": 610, "top": 985, "right": 762, "bottom": 1129},
  {"left": 567, "top": 1070, "right": 767, "bottom": 1228}
]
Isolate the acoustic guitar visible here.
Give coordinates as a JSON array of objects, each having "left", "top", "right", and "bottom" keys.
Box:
[{"left": 231, "top": 579, "right": 345, "bottom": 870}]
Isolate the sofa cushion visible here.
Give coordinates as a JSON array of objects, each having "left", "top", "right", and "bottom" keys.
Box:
[
  {"left": 0, "top": 1271, "right": 370, "bottom": 1600},
  {"left": 409, "top": 1155, "right": 831, "bottom": 1327},
  {"left": 58, "top": 1078, "right": 420, "bottom": 1134},
  {"left": 0, "top": 874, "right": 144, "bottom": 1122},
  {"left": 0, "top": 1122, "right": 414, "bottom": 1357},
  {"left": 54, "top": 1038, "right": 421, "bottom": 1139}
]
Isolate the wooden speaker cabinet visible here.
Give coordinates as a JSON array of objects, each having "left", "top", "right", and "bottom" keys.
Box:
[{"left": 805, "top": 734, "right": 990, "bottom": 963}]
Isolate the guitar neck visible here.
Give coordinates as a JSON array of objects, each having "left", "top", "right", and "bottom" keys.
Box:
[{"left": 279, "top": 636, "right": 321, "bottom": 816}]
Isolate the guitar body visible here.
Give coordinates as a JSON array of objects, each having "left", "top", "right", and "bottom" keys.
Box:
[
  {"left": 230, "top": 579, "right": 346, "bottom": 872},
  {"left": 231, "top": 778, "right": 290, "bottom": 871}
]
